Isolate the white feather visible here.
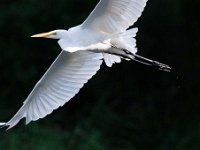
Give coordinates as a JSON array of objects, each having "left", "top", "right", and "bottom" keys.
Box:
[
  {"left": 103, "top": 54, "right": 121, "bottom": 67},
  {"left": 2, "top": 51, "right": 103, "bottom": 129},
  {"left": 82, "top": 0, "right": 148, "bottom": 33},
  {"left": 0, "top": 123, "right": 5, "bottom": 126}
]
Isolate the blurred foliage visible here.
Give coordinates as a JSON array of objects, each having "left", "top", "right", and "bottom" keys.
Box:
[{"left": 0, "top": 0, "right": 200, "bottom": 149}]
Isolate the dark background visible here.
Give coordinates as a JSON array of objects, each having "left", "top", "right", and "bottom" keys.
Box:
[{"left": 0, "top": 0, "right": 200, "bottom": 149}]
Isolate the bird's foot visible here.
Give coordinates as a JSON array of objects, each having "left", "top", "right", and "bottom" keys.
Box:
[{"left": 151, "top": 61, "right": 172, "bottom": 72}]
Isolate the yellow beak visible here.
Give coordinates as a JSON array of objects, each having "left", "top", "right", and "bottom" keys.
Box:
[{"left": 31, "top": 31, "right": 54, "bottom": 38}]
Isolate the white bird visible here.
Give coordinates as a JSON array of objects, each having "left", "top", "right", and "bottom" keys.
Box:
[{"left": 0, "top": 0, "right": 171, "bottom": 130}]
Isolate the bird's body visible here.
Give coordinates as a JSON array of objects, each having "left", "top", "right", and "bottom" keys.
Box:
[
  {"left": 58, "top": 26, "right": 112, "bottom": 53},
  {"left": 0, "top": 0, "right": 171, "bottom": 130},
  {"left": 57, "top": 25, "right": 139, "bottom": 67}
]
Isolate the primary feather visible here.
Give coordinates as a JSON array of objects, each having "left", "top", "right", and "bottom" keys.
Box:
[
  {"left": 82, "top": 0, "right": 148, "bottom": 33},
  {"left": 1, "top": 51, "right": 103, "bottom": 129}
]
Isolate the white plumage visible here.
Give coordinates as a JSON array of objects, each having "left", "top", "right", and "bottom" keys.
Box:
[
  {"left": 82, "top": 0, "right": 147, "bottom": 33},
  {"left": 1, "top": 51, "right": 103, "bottom": 129},
  {"left": 1, "top": 0, "right": 171, "bottom": 130}
]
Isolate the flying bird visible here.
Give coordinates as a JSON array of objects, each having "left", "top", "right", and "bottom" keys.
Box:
[{"left": 0, "top": 0, "right": 171, "bottom": 130}]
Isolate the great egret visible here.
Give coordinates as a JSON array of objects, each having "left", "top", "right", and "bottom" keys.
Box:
[{"left": 0, "top": 0, "right": 171, "bottom": 130}]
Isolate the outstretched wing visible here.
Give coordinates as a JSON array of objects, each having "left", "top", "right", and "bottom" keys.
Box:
[
  {"left": 82, "top": 0, "right": 148, "bottom": 33},
  {"left": 1, "top": 51, "right": 103, "bottom": 130}
]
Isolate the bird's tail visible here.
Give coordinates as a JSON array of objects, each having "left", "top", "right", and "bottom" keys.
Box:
[
  {"left": 112, "top": 28, "right": 138, "bottom": 54},
  {"left": 103, "top": 28, "right": 138, "bottom": 67}
]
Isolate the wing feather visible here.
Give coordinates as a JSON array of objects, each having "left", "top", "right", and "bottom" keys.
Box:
[
  {"left": 82, "top": 0, "right": 148, "bottom": 33},
  {"left": 1, "top": 51, "right": 103, "bottom": 129}
]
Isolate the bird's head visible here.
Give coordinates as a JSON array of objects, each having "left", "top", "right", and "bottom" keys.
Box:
[{"left": 31, "top": 29, "right": 68, "bottom": 39}]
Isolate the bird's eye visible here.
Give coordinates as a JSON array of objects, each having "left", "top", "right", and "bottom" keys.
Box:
[{"left": 52, "top": 32, "right": 57, "bottom": 35}]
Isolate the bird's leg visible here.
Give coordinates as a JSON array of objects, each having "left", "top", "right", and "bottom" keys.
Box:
[
  {"left": 130, "top": 53, "right": 171, "bottom": 72},
  {"left": 90, "top": 48, "right": 133, "bottom": 60},
  {"left": 106, "top": 46, "right": 172, "bottom": 72}
]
